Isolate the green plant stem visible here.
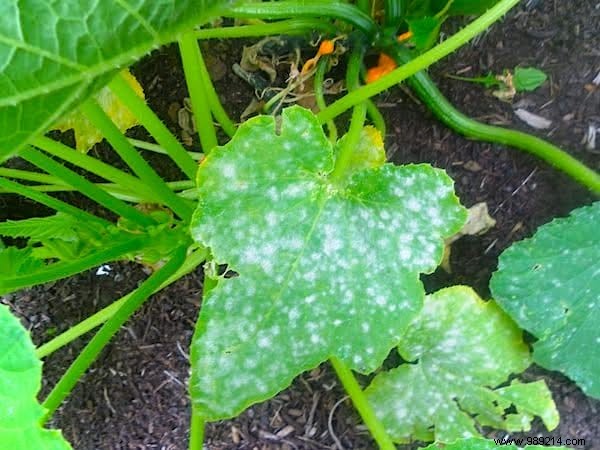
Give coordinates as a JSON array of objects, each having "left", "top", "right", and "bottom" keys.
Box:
[
  {"left": 178, "top": 31, "right": 219, "bottom": 154},
  {"left": 42, "top": 246, "right": 187, "bottom": 421},
  {"left": 366, "top": 100, "right": 386, "bottom": 136},
  {"left": 0, "top": 177, "right": 109, "bottom": 226},
  {"left": 109, "top": 74, "right": 198, "bottom": 180},
  {"left": 80, "top": 99, "right": 193, "bottom": 220},
  {"left": 195, "top": 19, "right": 336, "bottom": 40},
  {"left": 331, "top": 104, "right": 366, "bottom": 183},
  {"left": 35, "top": 247, "right": 207, "bottom": 358},
  {"left": 0, "top": 167, "right": 64, "bottom": 185},
  {"left": 389, "top": 49, "right": 600, "bottom": 193},
  {"left": 314, "top": 58, "right": 338, "bottom": 143},
  {"left": 19, "top": 146, "right": 155, "bottom": 226},
  {"left": 33, "top": 136, "right": 155, "bottom": 201},
  {"left": 330, "top": 357, "right": 396, "bottom": 450},
  {"left": 223, "top": 1, "right": 376, "bottom": 39},
  {"left": 128, "top": 138, "right": 203, "bottom": 161},
  {"left": 385, "top": 0, "right": 405, "bottom": 26},
  {"left": 330, "top": 49, "right": 367, "bottom": 183},
  {"left": 0, "top": 236, "right": 149, "bottom": 294},
  {"left": 317, "top": 0, "right": 520, "bottom": 123},
  {"left": 3, "top": 179, "right": 195, "bottom": 199},
  {"left": 189, "top": 406, "right": 206, "bottom": 450},
  {"left": 196, "top": 46, "right": 237, "bottom": 138}
]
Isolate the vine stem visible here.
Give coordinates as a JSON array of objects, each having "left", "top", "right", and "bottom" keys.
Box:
[
  {"left": 391, "top": 48, "right": 600, "bottom": 193},
  {"left": 128, "top": 138, "right": 203, "bottom": 160},
  {"left": 0, "top": 167, "right": 64, "bottom": 185},
  {"left": 314, "top": 58, "right": 338, "bottom": 143},
  {"left": 109, "top": 73, "right": 198, "bottom": 180},
  {"left": 317, "top": 0, "right": 520, "bottom": 123},
  {"left": 32, "top": 135, "right": 156, "bottom": 201},
  {"left": 330, "top": 357, "right": 396, "bottom": 450},
  {"left": 195, "top": 18, "right": 336, "bottom": 40},
  {"left": 19, "top": 146, "right": 155, "bottom": 226},
  {"left": 80, "top": 99, "right": 193, "bottom": 220},
  {"left": 330, "top": 47, "right": 367, "bottom": 183},
  {"left": 189, "top": 406, "right": 206, "bottom": 450},
  {"left": 196, "top": 46, "right": 237, "bottom": 138},
  {"left": 42, "top": 247, "right": 187, "bottom": 421},
  {"left": 1, "top": 180, "right": 195, "bottom": 203},
  {"left": 0, "top": 176, "right": 109, "bottom": 226},
  {"left": 178, "top": 31, "right": 219, "bottom": 154},
  {"left": 222, "top": 1, "right": 376, "bottom": 40},
  {"left": 35, "top": 247, "right": 207, "bottom": 359}
]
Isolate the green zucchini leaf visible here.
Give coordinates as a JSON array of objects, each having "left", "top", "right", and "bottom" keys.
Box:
[
  {"left": 365, "top": 286, "right": 558, "bottom": 443},
  {"left": 431, "top": 0, "right": 501, "bottom": 15},
  {"left": 513, "top": 67, "right": 548, "bottom": 92},
  {"left": 423, "top": 437, "right": 568, "bottom": 450},
  {"left": 0, "top": 0, "right": 227, "bottom": 162},
  {"left": 0, "top": 247, "right": 45, "bottom": 278},
  {"left": 190, "top": 106, "right": 467, "bottom": 420},
  {"left": 408, "top": 17, "right": 442, "bottom": 50},
  {"left": 407, "top": 0, "right": 500, "bottom": 18},
  {"left": 0, "top": 212, "right": 190, "bottom": 294},
  {"left": 0, "top": 213, "right": 90, "bottom": 243},
  {"left": 0, "top": 305, "right": 72, "bottom": 449},
  {"left": 491, "top": 202, "right": 600, "bottom": 398}
]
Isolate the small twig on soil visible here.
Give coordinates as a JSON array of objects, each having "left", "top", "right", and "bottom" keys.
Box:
[
  {"left": 328, "top": 395, "right": 349, "bottom": 450},
  {"left": 304, "top": 392, "right": 321, "bottom": 437},
  {"left": 493, "top": 167, "right": 538, "bottom": 214},
  {"left": 103, "top": 387, "right": 116, "bottom": 415}
]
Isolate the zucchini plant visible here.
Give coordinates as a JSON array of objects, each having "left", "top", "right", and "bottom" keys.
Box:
[{"left": 0, "top": 1, "right": 598, "bottom": 449}]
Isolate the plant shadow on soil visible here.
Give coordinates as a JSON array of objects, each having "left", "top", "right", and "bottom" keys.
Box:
[{"left": 2, "top": 1, "right": 599, "bottom": 449}]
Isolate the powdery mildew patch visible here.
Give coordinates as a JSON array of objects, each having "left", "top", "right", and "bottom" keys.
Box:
[
  {"left": 365, "top": 286, "right": 559, "bottom": 443},
  {"left": 189, "top": 106, "right": 466, "bottom": 420},
  {"left": 491, "top": 202, "right": 600, "bottom": 399}
]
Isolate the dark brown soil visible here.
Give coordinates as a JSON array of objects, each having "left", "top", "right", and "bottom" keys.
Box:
[{"left": 2, "top": 1, "right": 599, "bottom": 449}]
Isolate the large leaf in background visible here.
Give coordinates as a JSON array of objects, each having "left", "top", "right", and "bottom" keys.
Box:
[
  {"left": 365, "top": 286, "right": 558, "bottom": 443},
  {"left": 0, "top": 0, "right": 227, "bottom": 162},
  {"left": 0, "top": 305, "right": 72, "bottom": 449},
  {"left": 190, "top": 106, "right": 467, "bottom": 420},
  {"left": 423, "top": 438, "right": 568, "bottom": 450},
  {"left": 491, "top": 202, "right": 600, "bottom": 399}
]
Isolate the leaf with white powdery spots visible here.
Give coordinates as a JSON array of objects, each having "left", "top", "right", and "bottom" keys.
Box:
[
  {"left": 491, "top": 202, "right": 600, "bottom": 398},
  {"left": 189, "top": 106, "right": 466, "bottom": 420},
  {"left": 365, "top": 286, "right": 558, "bottom": 443},
  {"left": 0, "top": 305, "right": 72, "bottom": 449}
]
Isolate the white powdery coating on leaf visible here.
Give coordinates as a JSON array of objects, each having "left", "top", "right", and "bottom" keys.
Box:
[
  {"left": 189, "top": 107, "right": 466, "bottom": 419},
  {"left": 365, "top": 286, "right": 557, "bottom": 443}
]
